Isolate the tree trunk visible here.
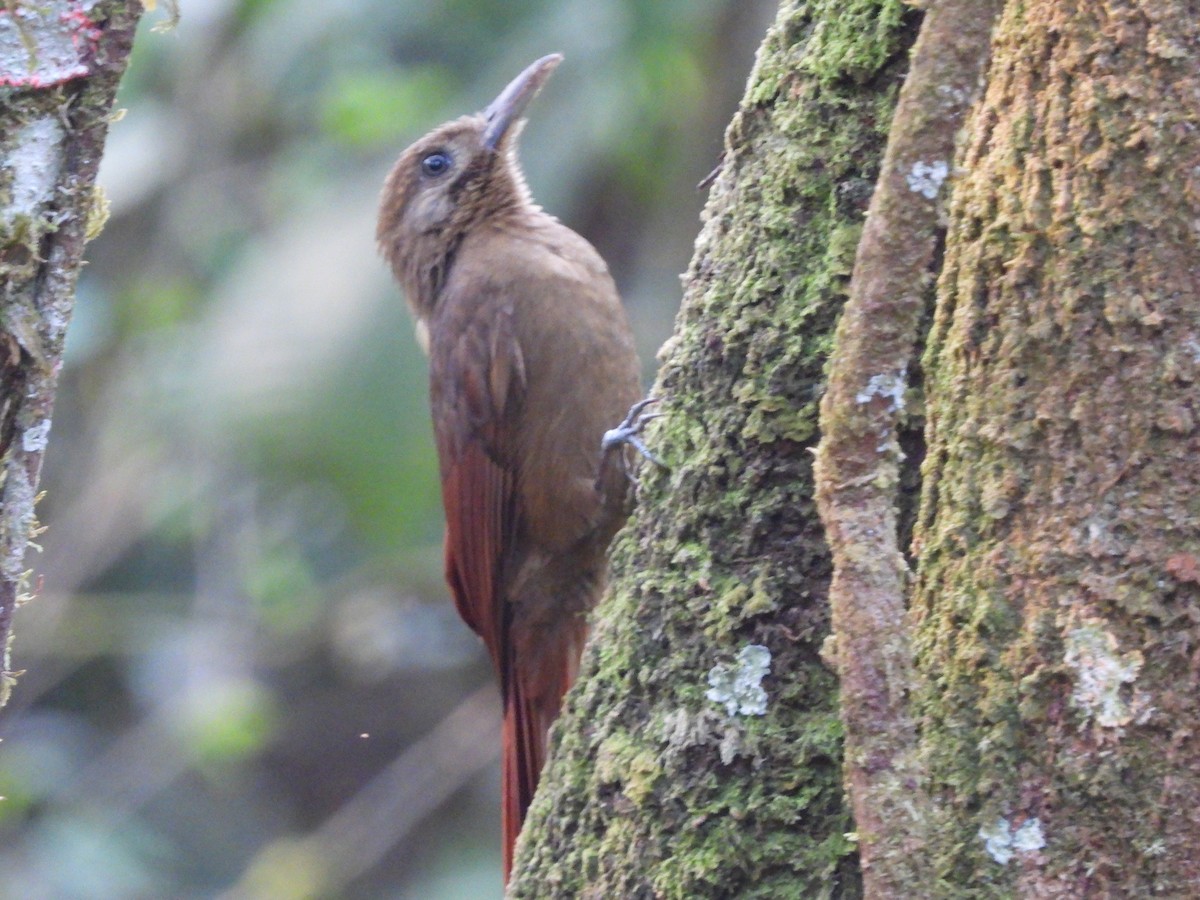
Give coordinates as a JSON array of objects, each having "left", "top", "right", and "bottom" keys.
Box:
[
  {"left": 510, "top": 2, "right": 919, "bottom": 897},
  {"left": 0, "top": 0, "right": 141, "bottom": 710},
  {"left": 515, "top": 0, "right": 1200, "bottom": 896},
  {"left": 813, "top": 0, "right": 1002, "bottom": 892},
  {"left": 913, "top": 0, "right": 1200, "bottom": 894}
]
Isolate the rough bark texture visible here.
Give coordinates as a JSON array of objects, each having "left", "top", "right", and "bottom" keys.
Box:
[
  {"left": 509, "top": 2, "right": 919, "bottom": 897},
  {"left": 813, "top": 1, "right": 1002, "bottom": 893},
  {"left": 0, "top": 0, "right": 141, "bottom": 709},
  {"left": 913, "top": 0, "right": 1200, "bottom": 894}
]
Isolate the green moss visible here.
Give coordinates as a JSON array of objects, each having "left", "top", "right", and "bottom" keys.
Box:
[
  {"left": 913, "top": 1, "right": 1200, "bottom": 893},
  {"left": 595, "top": 730, "right": 663, "bottom": 808},
  {"left": 800, "top": 0, "right": 908, "bottom": 83},
  {"left": 510, "top": 1, "right": 921, "bottom": 896},
  {"left": 84, "top": 184, "right": 111, "bottom": 242}
]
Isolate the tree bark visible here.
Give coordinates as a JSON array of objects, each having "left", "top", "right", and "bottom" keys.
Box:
[
  {"left": 514, "top": 0, "right": 1200, "bottom": 895},
  {"left": 510, "top": 2, "right": 919, "bottom": 897},
  {"left": 913, "top": 0, "right": 1200, "bottom": 894},
  {"left": 0, "top": 0, "right": 141, "bottom": 710},
  {"left": 813, "top": 1, "right": 1002, "bottom": 893}
]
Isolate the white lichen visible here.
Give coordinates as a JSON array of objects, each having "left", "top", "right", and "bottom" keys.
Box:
[
  {"left": 5, "top": 117, "right": 65, "bottom": 223},
  {"left": 855, "top": 372, "right": 906, "bottom": 412},
  {"left": 936, "top": 84, "right": 970, "bottom": 105},
  {"left": 1143, "top": 837, "right": 1168, "bottom": 858},
  {"left": 21, "top": 419, "right": 52, "bottom": 454},
  {"left": 1184, "top": 337, "right": 1200, "bottom": 365},
  {"left": 1012, "top": 818, "right": 1046, "bottom": 853},
  {"left": 979, "top": 819, "right": 1014, "bottom": 864},
  {"left": 706, "top": 644, "right": 771, "bottom": 717},
  {"left": 0, "top": 466, "right": 37, "bottom": 580},
  {"left": 906, "top": 159, "right": 949, "bottom": 199},
  {"left": 980, "top": 817, "right": 1046, "bottom": 865},
  {"left": 1064, "top": 621, "right": 1143, "bottom": 728}
]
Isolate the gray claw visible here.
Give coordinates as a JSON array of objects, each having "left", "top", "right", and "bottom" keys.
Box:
[{"left": 600, "top": 398, "right": 669, "bottom": 478}]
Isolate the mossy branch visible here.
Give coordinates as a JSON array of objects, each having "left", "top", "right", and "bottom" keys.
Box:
[{"left": 0, "top": 0, "right": 142, "bottom": 710}]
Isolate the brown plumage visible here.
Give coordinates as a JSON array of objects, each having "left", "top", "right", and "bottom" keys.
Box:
[{"left": 376, "top": 54, "right": 641, "bottom": 881}]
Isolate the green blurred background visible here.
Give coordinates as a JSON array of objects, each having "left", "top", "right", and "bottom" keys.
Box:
[{"left": 0, "top": 1, "right": 772, "bottom": 896}]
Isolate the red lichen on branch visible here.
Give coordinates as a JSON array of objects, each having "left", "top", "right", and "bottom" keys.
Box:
[{"left": 0, "top": 1, "right": 104, "bottom": 88}]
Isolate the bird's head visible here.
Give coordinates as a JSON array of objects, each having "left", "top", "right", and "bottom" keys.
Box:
[{"left": 377, "top": 54, "right": 562, "bottom": 316}]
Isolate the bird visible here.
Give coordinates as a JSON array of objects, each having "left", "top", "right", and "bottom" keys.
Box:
[{"left": 376, "top": 54, "right": 645, "bottom": 880}]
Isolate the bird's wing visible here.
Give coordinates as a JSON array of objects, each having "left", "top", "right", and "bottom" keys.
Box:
[
  {"left": 429, "top": 295, "right": 543, "bottom": 879},
  {"left": 429, "top": 298, "right": 524, "bottom": 678}
]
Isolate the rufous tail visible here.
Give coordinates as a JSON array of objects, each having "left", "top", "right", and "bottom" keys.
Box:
[{"left": 501, "top": 668, "right": 547, "bottom": 882}]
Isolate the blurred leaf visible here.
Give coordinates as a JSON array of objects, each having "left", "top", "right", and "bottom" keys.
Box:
[
  {"left": 320, "top": 67, "right": 453, "bottom": 149},
  {"left": 235, "top": 0, "right": 285, "bottom": 28},
  {"left": 246, "top": 539, "right": 320, "bottom": 635},
  {"left": 177, "top": 681, "right": 279, "bottom": 765},
  {"left": 117, "top": 277, "right": 201, "bottom": 335},
  {"left": 233, "top": 837, "right": 327, "bottom": 900},
  {"left": 0, "top": 759, "right": 41, "bottom": 824}
]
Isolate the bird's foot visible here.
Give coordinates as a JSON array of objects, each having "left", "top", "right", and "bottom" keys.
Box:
[{"left": 598, "top": 398, "right": 668, "bottom": 486}]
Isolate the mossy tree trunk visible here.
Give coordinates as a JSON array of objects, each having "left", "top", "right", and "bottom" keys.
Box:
[
  {"left": 515, "top": 0, "right": 1200, "bottom": 896},
  {"left": 913, "top": 0, "right": 1200, "bottom": 894},
  {"left": 511, "top": 2, "right": 920, "bottom": 897},
  {"left": 0, "top": 1, "right": 141, "bottom": 710}
]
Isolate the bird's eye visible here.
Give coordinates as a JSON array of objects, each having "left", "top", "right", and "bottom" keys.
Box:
[{"left": 421, "top": 152, "right": 452, "bottom": 177}]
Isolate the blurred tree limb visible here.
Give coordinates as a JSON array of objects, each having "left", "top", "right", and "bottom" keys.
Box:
[
  {"left": 0, "top": 0, "right": 142, "bottom": 710},
  {"left": 219, "top": 684, "right": 502, "bottom": 900}
]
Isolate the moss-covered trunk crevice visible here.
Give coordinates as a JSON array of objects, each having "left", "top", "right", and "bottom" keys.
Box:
[{"left": 813, "top": 2, "right": 1003, "bottom": 891}]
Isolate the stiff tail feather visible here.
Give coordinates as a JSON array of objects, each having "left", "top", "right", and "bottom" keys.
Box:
[
  {"left": 501, "top": 668, "right": 545, "bottom": 882},
  {"left": 500, "top": 617, "right": 588, "bottom": 882}
]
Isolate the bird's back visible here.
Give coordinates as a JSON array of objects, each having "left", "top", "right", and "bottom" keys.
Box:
[{"left": 433, "top": 210, "right": 640, "bottom": 556}]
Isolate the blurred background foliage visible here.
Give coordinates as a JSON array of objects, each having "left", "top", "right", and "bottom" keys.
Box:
[{"left": 0, "top": 0, "right": 774, "bottom": 896}]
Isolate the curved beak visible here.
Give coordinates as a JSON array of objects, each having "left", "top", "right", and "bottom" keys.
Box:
[{"left": 482, "top": 53, "right": 563, "bottom": 151}]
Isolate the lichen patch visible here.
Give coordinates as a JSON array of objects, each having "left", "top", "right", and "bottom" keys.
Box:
[{"left": 1063, "top": 619, "right": 1144, "bottom": 729}]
